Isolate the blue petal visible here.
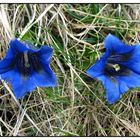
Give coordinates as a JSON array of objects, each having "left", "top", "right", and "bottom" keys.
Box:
[
  {"left": 3, "top": 45, "right": 15, "bottom": 59},
  {"left": 122, "top": 45, "right": 140, "bottom": 74},
  {"left": 12, "top": 76, "right": 36, "bottom": 99},
  {"left": 104, "top": 34, "right": 134, "bottom": 54},
  {"left": 39, "top": 58, "right": 57, "bottom": 86},
  {"left": 0, "top": 58, "right": 13, "bottom": 73},
  {"left": 119, "top": 80, "right": 129, "bottom": 94},
  {"left": 1, "top": 68, "right": 36, "bottom": 99},
  {"left": 97, "top": 75, "right": 106, "bottom": 83},
  {"left": 86, "top": 51, "right": 110, "bottom": 78},
  {"left": 38, "top": 46, "right": 53, "bottom": 64},
  {"left": 103, "top": 77, "right": 120, "bottom": 104},
  {"left": 0, "top": 45, "right": 16, "bottom": 73},
  {"left": 0, "top": 63, "right": 12, "bottom": 74},
  {"left": 119, "top": 70, "right": 140, "bottom": 90},
  {"left": 1, "top": 69, "right": 16, "bottom": 84},
  {"left": 33, "top": 69, "right": 57, "bottom": 87},
  {"left": 10, "top": 39, "right": 30, "bottom": 52}
]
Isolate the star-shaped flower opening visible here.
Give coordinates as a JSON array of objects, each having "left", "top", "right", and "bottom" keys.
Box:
[
  {"left": 86, "top": 34, "right": 140, "bottom": 104},
  {"left": 0, "top": 39, "right": 57, "bottom": 99}
]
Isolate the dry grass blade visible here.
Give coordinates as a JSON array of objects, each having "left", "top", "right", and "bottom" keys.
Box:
[{"left": 0, "top": 4, "right": 13, "bottom": 40}]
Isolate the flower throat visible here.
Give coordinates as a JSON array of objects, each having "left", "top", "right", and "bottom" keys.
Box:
[
  {"left": 104, "top": 52, "right": 131, "bottom": 77},
  {"left": 12, "top": 51, "right": 43, "bottom": 77}
]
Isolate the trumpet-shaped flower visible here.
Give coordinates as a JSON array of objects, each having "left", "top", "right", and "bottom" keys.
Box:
[
  {"left": 86, "top": 34, "right": 140, "bottom": 104},
  {"left": 0, "top": 39, "right": 57, "bottom": 99}
]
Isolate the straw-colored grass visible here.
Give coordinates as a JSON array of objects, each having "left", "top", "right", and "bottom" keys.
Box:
[{"left": 0, "top": 4, "right": 140, "bottom": 136}]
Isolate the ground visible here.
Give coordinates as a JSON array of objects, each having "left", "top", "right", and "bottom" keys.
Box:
[{"left": 0, "top": 4, "right": 140, "bottom": 136}]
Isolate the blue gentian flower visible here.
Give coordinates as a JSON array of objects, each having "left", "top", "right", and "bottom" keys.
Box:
[
  {"left": 0, "top": 39, "right": 57, "bottom": 99},
  {"left": 86, "top": 34, "right": 140, "bottom": 104}
]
